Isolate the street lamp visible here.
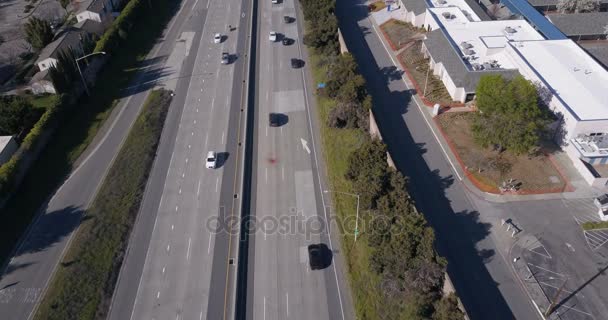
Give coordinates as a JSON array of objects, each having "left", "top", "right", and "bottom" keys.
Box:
[
  {"left": 75, "top": 51, "right": 106, "bottom": 96},
  {"left": 323, "top": 190, "right": 360, "bottom": 242}
]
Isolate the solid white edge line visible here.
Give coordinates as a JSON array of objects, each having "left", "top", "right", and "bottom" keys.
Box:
[{"left": 297, "top": 31, "right": 346, "bottom": 320}]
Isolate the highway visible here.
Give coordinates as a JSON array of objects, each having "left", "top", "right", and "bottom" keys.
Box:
[
  {"left": 109, "top": 0, "right": 252, "bottom": 318},
  {"left": 244, "top": 0, "right": 354, "bottom": 319},
  {"left": 335, "top": 0, "right": 541, "bottom": 319},
  {"left": 0, "top": 0, "right": 203, "bottom": 319}
]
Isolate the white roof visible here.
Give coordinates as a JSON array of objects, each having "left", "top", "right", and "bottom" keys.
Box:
[
  {"left": 0, "top": 136, "right": 13, "bottom": 151},
  {"left": 430, "top": 8, "right": 545, "bottom": 69},
  {"left": 429, "top": 0, "right": 482, "bottom": 21},
  {"left": 511, "top": 40, "right": 608, "bottom": 121}
]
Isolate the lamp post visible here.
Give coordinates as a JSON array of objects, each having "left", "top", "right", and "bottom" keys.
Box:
[
  {"left": 75, "top": 51, "right": 106, "bottom": 96},
  {"left": 323, "top": 190, "right": 360, "bottom": 242}
]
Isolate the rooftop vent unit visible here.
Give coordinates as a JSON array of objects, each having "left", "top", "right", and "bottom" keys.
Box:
[
  {"left": 472, "top": 63, "right": 484, "bottom": 71},
  {"left": 505, "top": 26, "right": 517, "bottom": 34},
  {"left": 442, "top": 12, "right": 456, "bottom": 19},
  {"left": 460, "top": 41, "right": 473, "bottom": 49},
  {"left": 438, "top": 0, "right": 447, "bottom": 4}
]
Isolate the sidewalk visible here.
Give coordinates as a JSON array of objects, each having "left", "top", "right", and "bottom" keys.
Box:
[{"left": 366, "top": 12, "right": 605, "bottom": 204}]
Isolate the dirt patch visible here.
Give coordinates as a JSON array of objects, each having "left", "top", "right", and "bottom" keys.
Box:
[
  {"left": 398, "top": 41, "right": 457, "bottom": 106},
  {"left": 437, "top": 112, "right": 567, "bottom": 194},
  {"left": 379, "top": 19, "right": 424, "bottom": 50},
  {"left": 368, "top": 0, "right": 387, "bottom": 12}
]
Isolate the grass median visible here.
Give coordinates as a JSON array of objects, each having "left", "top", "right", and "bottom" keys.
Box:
[
  {"left": 34, "top": 89, "right": 172, "bottom": 320},
  {"left": 0, "top": 0, "right": 175, "bottom": 266},
  {"left": 309, "top": 52, "right": 387, "bottom": 318}
]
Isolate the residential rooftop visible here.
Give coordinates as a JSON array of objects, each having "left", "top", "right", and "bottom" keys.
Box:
[
  {"left": 547, "top": 12, "right": 608, "bottom": 37},
  {"left": 510, "top": 39, "right": 608, "bottom": 121},
  {"left": 0, "top": 136, "right": 13, "bottom": 151}
]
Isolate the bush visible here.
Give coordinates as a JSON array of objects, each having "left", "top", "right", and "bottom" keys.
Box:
[
  {"left": 95, "top": 0, "right": 143, "bottom": 54},
  {"left": 0, "top": 95, "right": 65, "bottom": 197}
]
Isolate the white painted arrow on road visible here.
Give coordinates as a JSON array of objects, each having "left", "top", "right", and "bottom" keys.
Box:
[{"left": 300, "top": 138, "right": 311, "bottom": 154}]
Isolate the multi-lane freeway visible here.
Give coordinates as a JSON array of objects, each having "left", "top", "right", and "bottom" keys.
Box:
[
  {"left": 110, "top": 0, "right": 354, "bottom": 319},
  {"left": 246, "top": 0, "right": 354, "bottom": 319},
  {"left": 109, "top": 0, "right": 250, "bottom": 318}
]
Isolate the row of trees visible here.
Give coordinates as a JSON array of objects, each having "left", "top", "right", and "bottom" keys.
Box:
[
  {"left": 298, "top": 0, "right": 464, "bottom": 318},
  {"left": 346, "top": 140, "right": 463, "bottom": 319}
]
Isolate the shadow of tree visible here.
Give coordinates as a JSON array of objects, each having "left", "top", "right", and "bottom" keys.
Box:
[
  {"left": 19, "top": 206, "right": 87, "bottom": 255},
  {"left": 336, "top": 0, "right": 514, "bottom": 318}
]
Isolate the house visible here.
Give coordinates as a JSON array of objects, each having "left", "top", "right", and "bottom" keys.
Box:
[
  {"left": 525, "top": 0, "right": 608, "bottom": 12},
  {"left": 74, "top": 0, "right": 118, "bottom": 27},
  {"left": 0, "top": 136, "right": 17, "bottom": 166},
  {"left": 35, "top": 28, "right": 87, "bottom": 72},
  {"left": 29, "top": 69, "right": 56, "bottom": 95},
  {"left": 74, "top": 19, "right": 104, "bottom": 37},
  {"left": 547, "top": 12, "right": 608, "bottom": 41}
]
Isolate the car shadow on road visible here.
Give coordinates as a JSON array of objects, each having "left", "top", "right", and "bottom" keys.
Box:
[{"left": 336, "top": 0, "right": 514, "bottom": 319}]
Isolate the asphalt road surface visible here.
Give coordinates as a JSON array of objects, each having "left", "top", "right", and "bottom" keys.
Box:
[
  {"left": 335, "top": 0, "right": 541, "bottom": 319},
  {"left": 0, "top": 1, "right": 201, "bottom": 319},
  {"left": 244, "top": 0, "right": 354, "bottom": 319},
  {"left": 108, "top": 0, "right": 252, "bottom": 319}
]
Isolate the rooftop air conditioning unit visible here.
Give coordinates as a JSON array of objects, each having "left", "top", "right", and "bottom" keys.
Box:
[
  {"left": 438, "top": 0, "right": 447, "bottom": 4},
  {"left": 505, "top": 26, "right": 516, "bottom": 34}
]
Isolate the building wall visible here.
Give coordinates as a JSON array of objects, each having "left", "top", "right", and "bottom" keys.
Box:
[
  {"left": 76, "top": 11, "right": 102, "bottom": 23},
  {"left": 0, "top": 137, "right": 17, "bottom": 165},
  {"left": 37, "top": 58, "right": 58, "bottom": 72}
]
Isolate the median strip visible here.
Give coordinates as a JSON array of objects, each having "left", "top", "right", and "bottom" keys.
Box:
[{"left": 34, "top": 89, "right": 172, "bottom": 320}]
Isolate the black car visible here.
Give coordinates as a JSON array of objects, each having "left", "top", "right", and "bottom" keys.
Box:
[
  {"left": 308, "top": 244, "right": 324, "bottom": 270},
  {"left": 221, "top": 52, "right": 230, "bottom": 64},
  {"left": 283, "top": 15, "right": 293, "bottom": 23},
  {"left": 290, "top": 58, "right": 303, "bottom": 68},
  {"left": 282, "top": 37, "right": 292, "bottom": 46},
  {"left": 269, "top": 113, "right": 280, "bottom": 127}
]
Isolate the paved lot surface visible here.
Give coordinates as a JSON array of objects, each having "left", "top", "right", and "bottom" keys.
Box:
[
  {"left": 0, "top": 0, "right": 202, "bottom": 319},
  {"left": 502, "top": 199, "right": 608, "bottom": 320},
  {"left": 247, "top": 0, "right": 354, "bottom": 319},
  {"left": 109, "top": 0, "right": 251, "bottom": 319}
]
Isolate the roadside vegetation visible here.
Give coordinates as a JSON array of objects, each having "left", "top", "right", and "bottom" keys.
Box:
[
  {"left": 0, "top": 0, "right": 176, "bottom": 270},
  {"left": 582, "top": 221, "right": 608, "bottom": 231},
  {"left": 34, "top": 89, "right": 172, "bottom": 320},
  {"left": 436, "top": 75, "right": 565, "bottom": 193},
  {"left": 300, "top": 0, "right": 464, "bottom": 318}
]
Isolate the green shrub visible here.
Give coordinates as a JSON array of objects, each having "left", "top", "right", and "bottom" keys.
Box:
[{"left": 94, "top": 0, "right": 143, "bottom": 54}]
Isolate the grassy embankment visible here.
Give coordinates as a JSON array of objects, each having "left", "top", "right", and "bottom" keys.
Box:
[
  {"left": 34, "top": 89, "right": 172, "bottom": 320},
  {"left": 0, "top": 0, "right": 175, "bottom": 267}
]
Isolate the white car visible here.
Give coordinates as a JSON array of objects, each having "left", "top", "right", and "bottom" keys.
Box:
[
  {"left": 272, "top": 0, "right": 278, "bottom": 3},
  {"left": 206, "top": 151, "right": 217, "bottom": 169},
  {"left": 269, "top": 31, "right": 277, "bottom": 42},
  {"left": 214, "top": 33, "right": 222, "bottom": 44}
]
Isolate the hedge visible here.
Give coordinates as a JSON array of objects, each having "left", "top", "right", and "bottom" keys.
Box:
[
  {"left": 0, "top": 95, "right": 67, "bottom": 198},
  {"left": 94, "top": 0, "right": 144, "bottom": 54}
]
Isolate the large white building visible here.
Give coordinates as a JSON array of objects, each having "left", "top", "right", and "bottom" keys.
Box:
[{"left": 398, "top": 0, "right": 608, "bottom": 187}]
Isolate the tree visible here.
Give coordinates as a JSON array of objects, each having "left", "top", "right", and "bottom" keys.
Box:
[
  {"left": 59, "top": 0, "right": 71, "bottom": 9},
  {"left": 0, "top": 96, "right": 34, "bottom": 135},
  {"left": 48, "top": 48, "right": 78, "bottom": 94},
  {"left": 433, "top": 293, "right": 464, "bottom": 320},
  {"left": 472, "top": 75, "right": 549, "bottom": 155},
  {"left": 24, "top": 17, "right": 54, "bottom": 51},
  {"left": 345, "top": 138, "right": 388, "bottom": 209},
  {"left": 557, "top": 0, "right": 600, "bottom": 13}
]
